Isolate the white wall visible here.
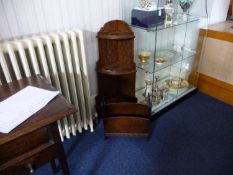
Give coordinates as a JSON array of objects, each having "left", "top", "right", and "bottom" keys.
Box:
[
  {"left": 209, "top": 0, "right": 230, "bottom": 25},
  {"left": 0, "top": 0, "right": 121, "bottom": 95}
]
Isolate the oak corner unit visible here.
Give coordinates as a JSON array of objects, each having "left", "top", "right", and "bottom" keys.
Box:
[
  {"left": 96, "top": 20, "right": 137, "bottom": 107},
  {"left": 96, "top": 20, "right": 152, "bottom": 138}
]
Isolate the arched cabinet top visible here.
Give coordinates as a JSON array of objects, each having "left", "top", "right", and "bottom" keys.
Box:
[{"left": 97, "top": 20, "right": 135, "bottom": 40}]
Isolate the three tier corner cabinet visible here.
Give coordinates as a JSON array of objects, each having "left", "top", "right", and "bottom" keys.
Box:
[
  {"left": 95, "top": 20, "right": 152, "bottom": 137},
  {"left": 96, "top": 20, "right": 137, "bottom": 112}
]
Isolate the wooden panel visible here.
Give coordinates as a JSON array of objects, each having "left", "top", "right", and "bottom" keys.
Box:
[
  {"left": 105, "top": 103, "right": 149, "bottom": 116},
  {"left": 206, "top": 29, "right": 233, "bottom": 43},
  {"left": 200, "top": 21, "right": 233, "bottom": 43},
  {"left": 102, "top": 102, "right": 151, "bottom": 137},
  {"left": 104, "top": 117, "right": 150, "bottom": 136},
  {"left": 0, "top": 127, "right": 49, "bottom": 164},
  {"left": 0, "top": 142, "right": 55, "bottom": 173},
  {"left": 198, "top": 73, "right": 233, "bottom": 106}
]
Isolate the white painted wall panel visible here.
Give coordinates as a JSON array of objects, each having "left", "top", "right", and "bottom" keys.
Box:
[
  {"left": 209, "top": 0, "right": 230, "bottom": 25},
  {"left": 1, "top": 0, "right": 21, "bottom": 37},
  {"left": 32, "top": 0, "right": 47, "bottom": 33},
  {"left": 0, "top": 1, "right": 11, "bottom": 39}
]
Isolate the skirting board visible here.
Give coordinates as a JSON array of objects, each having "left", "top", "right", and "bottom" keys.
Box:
[{"left": 198, "top": 73, "right": 233, "bottom": 106}]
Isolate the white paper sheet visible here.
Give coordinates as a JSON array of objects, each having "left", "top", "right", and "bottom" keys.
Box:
[{"left": 0, "top": 86, "right": 60, "bottom": 133}]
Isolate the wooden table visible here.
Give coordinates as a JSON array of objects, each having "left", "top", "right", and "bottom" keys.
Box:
[{"left": 0, "top": 76, "right": 76, "bottom": 175}]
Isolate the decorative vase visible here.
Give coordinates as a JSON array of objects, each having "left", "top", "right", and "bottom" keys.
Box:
[{"left": 178, "top": 0, "right": 194, "bottom": 21}]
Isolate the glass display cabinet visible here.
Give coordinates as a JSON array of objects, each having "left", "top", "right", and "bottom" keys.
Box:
[{"left": 121, "top": 0, "right": 208, "bottom": 114}]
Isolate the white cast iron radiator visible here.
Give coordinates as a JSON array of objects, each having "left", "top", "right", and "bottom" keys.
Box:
[{"left": 0, "top": 30, "right": 94, "bottom": 141}]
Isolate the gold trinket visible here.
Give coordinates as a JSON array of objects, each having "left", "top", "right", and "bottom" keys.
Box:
[{"left": 138, "top": 51, "right": 151, "bottom": 64}]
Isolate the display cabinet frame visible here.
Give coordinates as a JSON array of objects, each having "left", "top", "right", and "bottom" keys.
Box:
[{"left": 121, "top": 0, "right": 208, "bottom": 114}]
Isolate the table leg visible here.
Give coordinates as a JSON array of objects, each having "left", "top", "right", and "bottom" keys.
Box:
[
  {"left": 58, "top": 147, "right": 70, "bottom": 175},
  {"left": 50, "top": 122, "right": 70, "bottom": 175},
  {"left": 50, "top": 160, "right": 59, "bottom": 173}
]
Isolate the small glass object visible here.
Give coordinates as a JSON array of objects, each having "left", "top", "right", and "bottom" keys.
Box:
[
  {"left": 155, "top": 56, "right": 166, "bottom": 65},
  {"left": 152, "top": 76, "right": 161, "bottom": 105},
  {"left": 153, "top": 76, "right": 160, "bottom": 91},
  {"left": 171, "top": 76, "right": 182, "bottom": 87},
  {"left": 164, "top": 0, "right": 174, "bottom": 26},
  {"left": 144, "top": 79, "right": 152, "bottom": 103},
  {"left": 178, "top": 0, "right": 194, "bottom": 21},
  {"left": 153, "top": 94, "right": 161, "bottom": 105},
  {"left": 161, "top": 87, "right": 169, "bottom": 101},
  {"left": 173, "top": 44, "right": 184, "bottom": 53}
]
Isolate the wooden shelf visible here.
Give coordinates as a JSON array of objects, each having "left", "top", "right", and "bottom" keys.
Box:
[
  {"left": 97, "top": 64, "right": 136, "bottom": 75},
  {"left": 128, "top": 14, "right": 200, "bottom": 32},
  {"left": 97, "top": 69, "right": 136, "bottom": 75}
]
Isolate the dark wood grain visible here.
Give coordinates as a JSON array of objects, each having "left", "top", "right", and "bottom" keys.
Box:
[
  {"left": 96, "top": 20, "right": 137, "bottom": 114},
  {"left": 104, "top": 103, "right": 150, "bottom": 117},
  {"left": 0, "top": 127, "right": 49, "bottom": 164},
  {"left": 95, "top": 20, "right": 151, "bottom": 138},
  {"left": 0, "top": 75, "right": 76, "bottom": 144},
  {"left": 103, "top": 103, "right": 151, "bottom": 137},
  {"left": 0, "top": 75, "right": 76, "bottom": 175},
  {"left": 97, "top": 20, "right": 135, "bottom": 40},
  {"left": 104, "top": 117, "right": 150, "bottom": 136}
]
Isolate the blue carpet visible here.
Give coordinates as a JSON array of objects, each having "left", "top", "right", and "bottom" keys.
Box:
[{"left": 35, "top": 92, "right": 233, "bottom": 175}]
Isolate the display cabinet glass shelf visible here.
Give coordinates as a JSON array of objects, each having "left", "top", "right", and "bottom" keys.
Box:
[{"left": 121, "top": 0, "right": 208, "bottom": 114}]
